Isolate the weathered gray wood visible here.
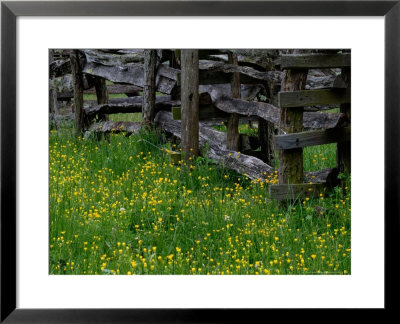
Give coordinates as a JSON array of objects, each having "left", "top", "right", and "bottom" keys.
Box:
[
  {"left": 213, "top": 96, "right": 280, "bottom": 124},
  {"left": 70, "top": 50, "right": 85, "bottom": 136},
  {"left": 82, "top": 49, "right": 145, "bottom": 65},
  {"left": 268, "top": 183, "right": 326, "bottom": 200},
  {"left": 82, "top": 62, "right": 178, "bottom": 94},
  {"left": 199, "top": 117, "right": 257, "bottom": 127},
  {"left": 86, "top": 95, "right": 179, "bottom": 106},
  {"left": 89, "top": 121, "right": 141, "bottom": 135},
  {"left": 274, "top": 126, "right": 351, "bottom": 150},
  {"left": 199, "top": 84, "right": 263, "bottom": 101},
  {"left": 142, "top": 49, "right": 157, "bottom": 125},
  {"left": 306, "top": 74, "right": 347, "bottom": 90},
  {"left": 279, "top": 69, "right": 308, "bottom": 185},
  {"left": 199, "top": 49, "right": 280, "bottom": 71},
  {"left": 84, "top": 95, "right": 179, "bottom": 118},
  {"left": 304, "top": 168, "right": 340, "bottom": 188},
  {"left": 278, "top": 88, "right": 351, "bottom": 108},
  {"left": 172, "top": 105, "right": 230, "bottom": 121},
  {"left": 102, "top": 84, "right": 141, "bottom": 95},
  {"left": 198, "top": 60, "right": 282, "bottom": 84},
  {"left": 198, "top": 94, "right": 348, "bottom": 129},
  {"left": 50, "top": 59, "right": 71, "bottom": 78},
  {"left": 226, "top": 52, "right": 241, "bottom": 151},
  {"left": 154, "top": 111, "right": 275, "bottom": 180},
  {"left": 171, "top": 90, "right": 213, "bottom": 106},
  {"left": 234, "top": 49, "right": 280, "bottom": 70},
  {"left": 280, "top": 53, "right": 351, "bottom": 69},
  {"left": 337, "top": 67, "right": 351, "bottom": 173},
  {"left": 181, "top": 50, "right": 200, "bottom": 162},
  {"left": 58, "top": 84, "right": 142, "bottom": 99},
  {"left": 303, "top": 111, "right": 349, "bottom": 129}
]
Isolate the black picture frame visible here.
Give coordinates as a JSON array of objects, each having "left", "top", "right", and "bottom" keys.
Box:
[{"left": 1, "top": 1, "right": 399, "bottom": 322}]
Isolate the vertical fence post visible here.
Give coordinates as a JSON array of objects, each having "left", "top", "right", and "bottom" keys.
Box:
[
  {"left": 258, "top": 118, "right": 275, "bottom": 166},
  {"left": 337, "top": 67, "right": 351, "bottom": 173},
  {"left": 70, "top": 50, "right": 85, "bottom": 136},
  {"left": 259, "top": 78, "right": 280, "bottom": 167},
  {"left": 94, "top": 77, "right": 109, "bottom": 106},
  {"left": 49, "top": 50, "right": 59, "bottom": 129},
  {"left": 278, "top": 69, "right": 308, "bottom": 185},
  {"left": 226, "top": 52, "right": 240, "bottom": 151},
  {"left": 142, "top": 49, "right": 157, "bottom": 126},
  {"left": 181, "top": 49, "right": 199, "bottom": 163},
  {"left": 93, "top": 76, "right": 109, "bottom": 140}
]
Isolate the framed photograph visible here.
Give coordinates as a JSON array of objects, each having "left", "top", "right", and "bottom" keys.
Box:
[{"left": 1, "top": 0, "right": 399, "bottom": 322}]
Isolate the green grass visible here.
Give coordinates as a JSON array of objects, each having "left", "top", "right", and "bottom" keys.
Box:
[
  {"left": 83, "top": 93, "right": 141, "bottom": 122},
  {"left": 213, "top": 123, "right": 258, "bottom": 136},
  {"left": 49, "top": 126, "right": 351, "bottom": 275},
  {"left": 83, "top": 93, "right": 128, "bottom": 101},
  {"left": 108, "top": 113, "right": 142, "bottom": 122}
]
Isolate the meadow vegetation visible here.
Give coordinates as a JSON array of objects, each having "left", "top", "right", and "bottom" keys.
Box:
[{"left": 49, "top": 113, "right": 351, "bottom": 275}]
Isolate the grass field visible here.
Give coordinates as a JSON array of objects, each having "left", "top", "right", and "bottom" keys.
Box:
[{"left": 49, "top": 118, "right": 351, "bottom": 275}]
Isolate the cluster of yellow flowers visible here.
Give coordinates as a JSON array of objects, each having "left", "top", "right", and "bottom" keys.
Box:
[{"left": 49, "top": 131, "right": 351, "bottom": 275}]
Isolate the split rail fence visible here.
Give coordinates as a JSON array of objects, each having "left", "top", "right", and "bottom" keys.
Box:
[{"left": 49, "top": 49, "right": 351, "bottom": 201}]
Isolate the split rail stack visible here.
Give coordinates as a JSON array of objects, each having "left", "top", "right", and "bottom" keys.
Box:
[{"left": 50, "top": 49, "right": 352, "bottom": 202}]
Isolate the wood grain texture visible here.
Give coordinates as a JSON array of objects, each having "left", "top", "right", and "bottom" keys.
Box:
[
  {"left": 84, "top": 95, "right": 179, "bottom": 118},
  {"left": 274, "top": 126, "right": 350, "bottom": 150},
  {"left": 142, "top": 49, "right": 157, "bottom": 125},
  {"left": 83, "top": 62, "right": 178, "bottom": 94},
  {"left": 280, "top": 53, "right": 351, "bottom": 69},
  {"left": 278, "top": 88, "right": 351, "bottom": 108},
  {"left": 180, "top": 50, "right": 200, "bottom": 162},
  {"left": 70, "top": 50, "right": 85, "bottom": 135},
  {"left": 198, "top": 60, "right": 282, "bottom": 83},
  {"left": 279, "top": 68, "right": 308, "bottom": 185},
  {"left": 226, "top": 52, "right": 241, "bottom": 151},
  {"left": 306, "top": 74, "right": 347, "bottom": 90}
]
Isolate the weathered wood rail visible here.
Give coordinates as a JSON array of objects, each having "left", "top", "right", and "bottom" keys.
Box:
[{"left": 52, "top": 49, "right": 351, "bottom": 202}]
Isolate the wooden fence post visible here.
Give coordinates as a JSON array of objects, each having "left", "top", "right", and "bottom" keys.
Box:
[
  {"left": 258, "top": 117, "right": 275, "bottom": 166},
  {"left": 70, "top": 50, "right": 85, "bottom": 136},
  {"left": 94, "top": 77, "right": 109, "bottom": 105},
  {"left": 226, "top": 52, "right": 240, "bottom": 151},
  {"left": 142, "top": 49, "right": 157, "bottom": 126},
  {"left": 49, "top": 50, "right": 59, "bottom": 129},
  {"left": 93, "top": 76, "right": 109, "bottom": 139},
  {"left": 181, "top": 49, "right": 199, "bottom": 163},
  {"left": 278, "top": 69, "right": 308, "bottom": 185},
  {"left": 337, "top": 67, "right": 351, "bottom": 173}
]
